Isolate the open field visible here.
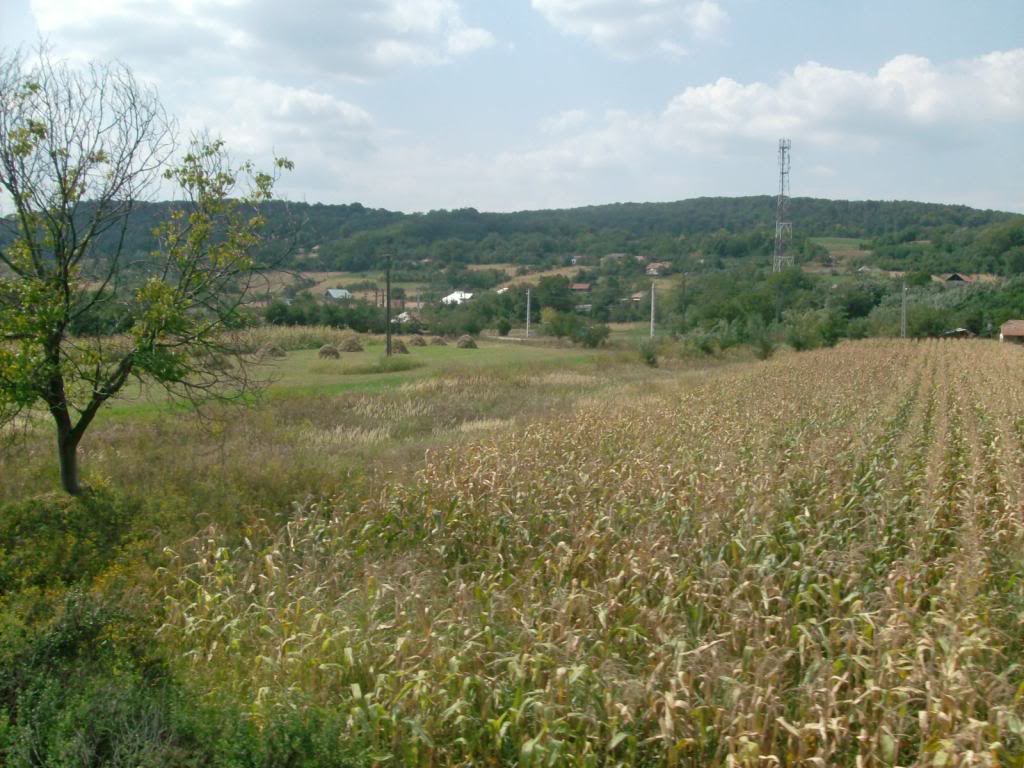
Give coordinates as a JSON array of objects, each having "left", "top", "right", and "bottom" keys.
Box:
[
  {"left": 467, "top": 262, "right": 519, "bottom": 275},
  {"left": 4, "top": 339, "right": 1024, "bottom": 765},
  {"left": 810, "top": 236, "right": 872, "bottom": 270},
  {"left": 499, "top": 266, "right": 581, "bottom": 288},
  {"left": 256, "top": 270, "right": 430, "bottom": 301}
]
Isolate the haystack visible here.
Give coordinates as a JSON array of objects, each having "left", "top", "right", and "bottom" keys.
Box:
[
  {"left": 408, "top": 336, "right": 427, "bottom": 347},
  {"left": 390, "top": 339, "right": 409, "bottom": 354},
  {"left": 318, "top": 344, "right": 340, "bottom": 359},
  {"left": 339, "top": 336, "right": 364, "bottom": 353},
  {"left": 456, "top": 335, "right": 477, "bottom": 349},
  {"left": 430, "top": 336, "right": 448, "bottom": 346},
  {"left": 260, "top": 344, "right": 287, "bottom": 359}
]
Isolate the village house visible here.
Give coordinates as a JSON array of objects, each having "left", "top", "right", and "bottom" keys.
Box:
[
  {"left": 392, "top": 311, "right": 421, "bottom": 326},
  {"left": 323, "top": 288, "right": 352, "bottom": 301},
  {"left": 645, "top": 261, "right": 672, "bottom": 277},
  {"left": 441, "top": 290, "right": 473, "bottom": 305},
  {"left": 940, "top": 327, "right": 975, "bottom": 339},
  {"left": 999, "top": 320, "right": 1024, "bottom": 343},
  {"left": 570, "top": 282, "right": 592, "bottom": 293},
  {"left": 936, "top": 272, "right": 973, "bottom": 286}
]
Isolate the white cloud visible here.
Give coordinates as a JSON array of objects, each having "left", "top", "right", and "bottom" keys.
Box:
[
  {"left": 683, "top": 0, "right": 728, "bottom": 40},
  {"left": 30, "top": 0, "right": 495, "bottom": 79},
  {"left": 491, "top": 49, "right": 1024, "bottom": 197},
  {"left": 539, "top": 109, "right": 591, "bottom": 134},
  {"left": 656, "top": 49, "right": 1024, "bottom": 149},
  {"left": 531, "top": 0, "right": 729, "bottom": 58}
]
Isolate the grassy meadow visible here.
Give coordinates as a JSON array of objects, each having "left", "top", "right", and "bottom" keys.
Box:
[{"left": 3, "top": 334, "right": 1024, "bottom": 766}]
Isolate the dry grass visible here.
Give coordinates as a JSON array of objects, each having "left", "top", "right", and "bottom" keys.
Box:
[
  {"left": 154, "top": 339, "right": 1024, "bottom": 765},
  {"left": 499, "top": 266, "right": 580, "bottom": 288}
]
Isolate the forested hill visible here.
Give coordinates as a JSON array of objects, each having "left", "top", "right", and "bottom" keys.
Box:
[
  {"left": 4, "top": 195, "right": 1019, "bottom": 272},
  {"left": 261, "top": 196, "right": 1017, "bottom": 267}
]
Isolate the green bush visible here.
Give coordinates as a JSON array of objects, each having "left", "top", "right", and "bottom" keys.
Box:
[
  {"left": 639, "top": 340, "right": 658, "bottom": 367},
  {"left": 0, "top": 489, "right": 133, "bottom": 595},
  {"left": 0, "top": 591, "right": 371, "bottom": 767},
  {"left": 572, "top": 322, "right": 610, "bottom": 348}
]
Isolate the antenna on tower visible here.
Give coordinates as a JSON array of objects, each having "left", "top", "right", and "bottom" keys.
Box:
[{"left": 772, "top": 138, "right": 792, "bottom": 272}]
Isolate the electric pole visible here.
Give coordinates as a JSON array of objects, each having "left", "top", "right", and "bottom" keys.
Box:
[
  {"left": 525, "top": 288, "right": 531, "bottom": 338},
  {"left": 650, "top": 281, "right": 656, "bottom": 338},
  {"left": 772, "top": 138, "right": 793, "bottom": 273},
  {"left": 385, "top": 253, "right": 393, "bottom": 356}
]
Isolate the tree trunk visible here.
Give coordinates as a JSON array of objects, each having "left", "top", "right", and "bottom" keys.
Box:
[{"left": 57, "top": 425, "right": 83, "bottom": 495}]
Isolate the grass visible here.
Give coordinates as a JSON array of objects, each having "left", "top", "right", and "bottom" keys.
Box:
[
  {"left": 499, "top": 266, "right": 581, "bottom": 288},
  {"left": 810, "top": 236, "right": 872, "bottom": 270},
  {"left": 257, "top": 270, "right": 430, "bottom": 301},
  {"left": 5, "top": 336, "right": 1024, "bottom": 764}
]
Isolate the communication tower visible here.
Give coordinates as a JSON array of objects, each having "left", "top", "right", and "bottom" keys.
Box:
[{"left": 772, "top": 138, "right": 792, "bottom": 272}]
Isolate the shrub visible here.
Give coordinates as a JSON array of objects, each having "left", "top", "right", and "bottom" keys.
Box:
[
  {"left": 572, "top": 323, "right": 610, "bottom": 348},
  {"left": 0, "top": 489, "right": 133, "bottom": 594},
  {"left": 496, "top": 318, "right": 512, "bottom": 337},
  {"left": 639, "top": 339, "right": 658, "bottom": 367}
]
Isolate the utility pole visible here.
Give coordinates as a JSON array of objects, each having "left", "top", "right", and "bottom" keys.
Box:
[
  {"left": 772, "top": 138, "right": 793, "bottom": 273},
  {"left": 650, "top": 281, "right": 656, "bottom": 338},
  {"left": 385, "top": 253, "right": 393, "bottom": 356},
  {"left": 525, "top": 288, "right": 531, "bottom": 338},
  {"left": 900, "top": 280, "right": 908, "bottom": 339}
]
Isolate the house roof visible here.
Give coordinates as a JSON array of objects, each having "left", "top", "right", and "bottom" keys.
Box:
[
  {"left": 441, "top": 291, "right": 473, "bottom": 304},
  {"left": 943, "top": 272, "right": 973, "bottom": 282},
  {"left": 570, "top": 282, "right": 591, "bottom": 291},
  {"left": 1001, "top": 319, "right": 1024, "bottom": 337},
  {"left": 324, "top": 288, "right": 352, "bottom": 299}
]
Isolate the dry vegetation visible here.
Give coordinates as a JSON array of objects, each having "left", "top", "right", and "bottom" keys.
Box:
[{"left": 150, "top": 340, "right": 1024, "bottom": 766}]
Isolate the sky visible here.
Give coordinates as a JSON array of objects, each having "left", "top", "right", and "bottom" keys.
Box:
[{"left": 1, "top": 0, "right": 1023, "bottom": 213}]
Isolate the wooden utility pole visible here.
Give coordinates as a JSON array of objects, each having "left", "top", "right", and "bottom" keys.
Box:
[
  {"left": 385, "top": 253, "right": 393, "bottom": 356},
  {"left": 525, "top": 288, "right": 531, "bottom": 338}
]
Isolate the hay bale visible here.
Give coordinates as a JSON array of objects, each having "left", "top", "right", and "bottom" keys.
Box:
[
  {"left": 390, "top": 339, "right": 409, "bottom": 354},
  {"left": 456, "top": 335, "right": 478, "bottom": 349},
  {"left": 202, "top": 352, "right": 232, "bottom": 371},
  {"left": 408, "top": 336, "right": 427, "bottom": 347},
  {"left": 318, "top": 344, "right": 340, "bottom": 359},
  {"left": 339, "top": 336, "right": 364, "bottom": 353},
  {"left": 430, "top": 336, "right": 448, "bottom": 346},
  {"left": 260, "top": 344, "right": 287, "bottom": 359}
]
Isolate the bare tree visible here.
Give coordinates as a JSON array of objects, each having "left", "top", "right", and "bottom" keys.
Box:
[{"left": 0, "top": 48, "right": 290, "bottom": 494}]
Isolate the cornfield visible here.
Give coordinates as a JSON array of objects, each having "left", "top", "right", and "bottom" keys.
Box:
[{"left": 157, "top": 340, "right": 1024, "bottom": 766}]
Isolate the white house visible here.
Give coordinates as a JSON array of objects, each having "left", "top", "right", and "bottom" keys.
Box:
[
  {"left": 324, "top": 288, "right": 353, "bottom": 301},
  {"left": 442, "top": 290, "right": 474, "bottom": 305}
]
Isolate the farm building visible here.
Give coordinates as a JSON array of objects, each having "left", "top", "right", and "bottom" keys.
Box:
[
  {"left": 999, "top": 320, "right": 1024, "bottom": 343},
  {"left": 393, "top": 311, "right": 421, "bottom": 325},
  {"left": 570, "top": 282, "right": 592, "bottom": 293},
  {"left": 646, "top": 261, "right": 672, "bottom": 276},
  {"left": 324, "top": 288, "right": 353, "bottom": 301},
  {"left": 936, "top": 272, "right": 974, "bottom": 286},
  {"left": 441, "top": 291, "right": 473, "bottom": 305}
]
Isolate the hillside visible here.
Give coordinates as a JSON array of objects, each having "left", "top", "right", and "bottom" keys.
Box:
[{"left": 6, "top": 195, "right": 1015, "bottom": 275}]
